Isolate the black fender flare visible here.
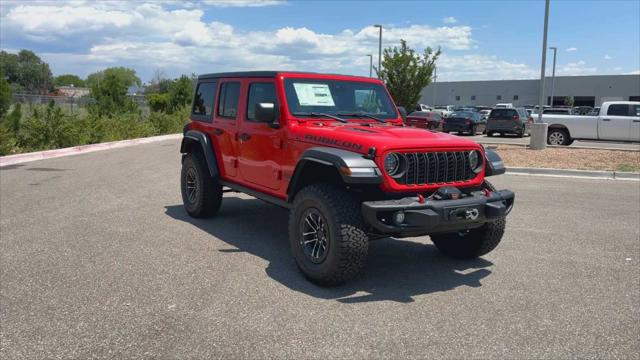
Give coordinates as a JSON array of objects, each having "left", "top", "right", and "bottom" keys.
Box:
[
  {"left": 287, "top": 147, "right": 382, "bottom": 199},
  {"left": 484, "top": 148, "right": 505, "bottom": 177},
  {"left": 180, "top": 130, "right": 219, "bottom": 178}
]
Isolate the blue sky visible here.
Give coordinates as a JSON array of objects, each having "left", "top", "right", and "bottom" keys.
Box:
[{"left": 1, "top": 0, "right": 639, "bottom": 83}]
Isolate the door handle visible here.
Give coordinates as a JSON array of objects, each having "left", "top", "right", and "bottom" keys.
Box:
[
  {"left": 602, "top": 119, "right": 611, "bottom": 122},
  {"left": 239, "top": 133, "right": 251, "bottom": 142},
  {"left": 214, "top": 128, "right": 224, "bottom": 135}
]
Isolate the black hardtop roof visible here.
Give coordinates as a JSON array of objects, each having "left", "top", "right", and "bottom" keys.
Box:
[{"left": 197, "top": 71, "right": 372, "bottom": 80}]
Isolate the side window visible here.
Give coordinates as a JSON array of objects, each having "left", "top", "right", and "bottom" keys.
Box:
[
  {"left": 247, "top": 82, "right": 278, "bottom": 121},
  {"left": 191, "top": 82, "right": 216, "bottom": 121},
  {"left": 607, "top": 104, "right": 629, "bottom": 116},
  {"left": 217, "top": 82, "right": 241, "bottom": 119}
]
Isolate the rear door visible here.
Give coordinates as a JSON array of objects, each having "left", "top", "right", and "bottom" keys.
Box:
[
  {"left": 237, "top": 79, "right": 284, "bottom": 191},
  {"left": 598, "top": 104, "right": 632, "bottom": 141},
  {"left": 212, "top": 80, "right": 242, "bottom": 177}
]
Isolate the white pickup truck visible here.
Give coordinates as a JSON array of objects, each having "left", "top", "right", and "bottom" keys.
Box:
[{"left": 541, "top": 101, "right": 640, "bottom": 145}]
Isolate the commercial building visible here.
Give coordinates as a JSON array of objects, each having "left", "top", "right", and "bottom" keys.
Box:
[{"left": 419, "top": 74, "right": 640, "bottom": 107}]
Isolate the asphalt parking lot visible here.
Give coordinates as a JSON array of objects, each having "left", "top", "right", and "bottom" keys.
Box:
[
  {"left": 461, "top": 133, "right": 640, "bottom": 150},
  {"left": 1, "top": 139, "right": 639, "bottom": 359}
]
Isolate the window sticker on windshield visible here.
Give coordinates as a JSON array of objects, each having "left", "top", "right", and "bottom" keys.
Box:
[{"left": 293, "top": 83, "right": 335, "bottom": 106}]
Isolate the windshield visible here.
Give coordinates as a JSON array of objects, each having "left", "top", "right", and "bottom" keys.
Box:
[{"left": 284, "top": 78, "right": 398, "bottom": 120}]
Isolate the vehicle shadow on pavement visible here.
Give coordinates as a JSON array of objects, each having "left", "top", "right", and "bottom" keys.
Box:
[{"left": 165, "top": 196, "right": 493, "bottom": 304}]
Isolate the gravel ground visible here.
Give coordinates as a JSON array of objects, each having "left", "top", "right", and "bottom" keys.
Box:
[{"left": 491, "top": 144, "right": 640, "bottom": 171}]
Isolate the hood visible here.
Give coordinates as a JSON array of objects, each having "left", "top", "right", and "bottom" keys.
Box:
[{"left": 291, "top": 121, "right": 482, "bottom": 155}]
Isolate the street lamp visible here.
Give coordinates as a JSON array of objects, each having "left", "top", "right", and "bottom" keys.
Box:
[
  {"left": 373, "top": 24, "right": 382, "bottom": 79},
  {"left": 366, "top": 54, "right": 373, "bottom": 77},
  {"left": 549, "top": 46, "right": 557, "bottom": 106},
  {"left": 531, "top": 0, "right": 551, "bottom": 150}
]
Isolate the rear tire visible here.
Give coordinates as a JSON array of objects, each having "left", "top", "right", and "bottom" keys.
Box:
[
  {"left": 547, "top": 128, "right": 571, "bottom": 146},
  {"left": 430, "top": 181, "right": 505, "bottom": 259},
  {"left": 288, "top": 184, "right": 369, "bottom": 286},
  {"left": 181, "top": 152, "right": 222, "bottom": 218}
]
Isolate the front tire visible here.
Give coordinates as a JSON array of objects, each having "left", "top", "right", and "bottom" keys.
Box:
[
  {"left": 288, "top": 184, "right": 369, "bottom": 286},
  {"left": 181, "top": 152, "right": 222, "bottom": 218},
  {"left": 430, "top": 181, "right": 506, "bottom": 259}
]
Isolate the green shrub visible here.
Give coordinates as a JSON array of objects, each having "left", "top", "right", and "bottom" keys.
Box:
[{"left": 147, "top": 93, "right": 171, "bottom": 113}]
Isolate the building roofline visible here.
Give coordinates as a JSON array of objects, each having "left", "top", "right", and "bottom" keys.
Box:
[{"left": 431, "top": 73, "right": 639, "bottom": 84}]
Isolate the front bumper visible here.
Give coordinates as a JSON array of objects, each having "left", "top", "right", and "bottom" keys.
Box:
[{"left": 362, "top": 189, "right": 515, "bottom": 237}]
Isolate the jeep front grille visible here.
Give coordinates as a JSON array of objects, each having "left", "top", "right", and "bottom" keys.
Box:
[{"left": 397, "top": 151, "right": 474, "bottom": 185}]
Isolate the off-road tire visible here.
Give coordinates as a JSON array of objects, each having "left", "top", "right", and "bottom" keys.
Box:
[
  {"left": 288, "top": 184, "right": 368, "bottom": 286},
  {"left": 181, "top": 152, "right": 222, "bottom": 218},
  {"left": 430, "top": 181, "right": 505, "bottom": 259}
]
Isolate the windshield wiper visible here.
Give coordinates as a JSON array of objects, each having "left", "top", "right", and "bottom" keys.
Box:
[
  {"left": 337, "top": 112, "right": 386, "bottom": 123},
  {"left": 293, "top": 112, "right": 347, "bottom": 123}
]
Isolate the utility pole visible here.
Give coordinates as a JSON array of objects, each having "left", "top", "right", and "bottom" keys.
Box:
[
  {"left": 367, "top": 54, "right": 373, "bottom": 77},
  {"left": 531, "top": 0, "right": 551, "bottom": 150},
  {"left": 374, "top": 24, "right": 383, "bottom": 79},
  {"left": 549, "top": 46, "right": 557, "bottom": 106}
]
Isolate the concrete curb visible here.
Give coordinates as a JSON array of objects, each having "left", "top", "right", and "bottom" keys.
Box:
[
  {"left": 0, "top": 134, "right": 181, "bottom": 167},
  {"left": 506, "top": 167, "right": 640, "bottom": 181},
  {"left": 478, "top": 140, "right": 640, "bottom": 152}
]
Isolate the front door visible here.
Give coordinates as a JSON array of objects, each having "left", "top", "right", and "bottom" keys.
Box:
[{"left": 237, "top": 79, "right": 283, "bottom": 191}]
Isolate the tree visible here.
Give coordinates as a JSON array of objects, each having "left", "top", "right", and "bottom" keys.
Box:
[
  {"left": 86, "top": 67, "right": 141, "bottom": 90},
  {"left": 376, "top": 40, "right": 441, "bottom": 111},
  {"left": 54, "top": 74, "right": 85, "bottom": 88},
  {"left": 564, "top": 96, "right": 574, "bottom": 107},
  {"left": 89, "top": 71, "right": 138, "bottom": 116},
  {"left": 0, "top": 76, "right": 11, "bottom": 119},
  {"left": 168, "top": 75, "right": 194, "bottom": 111},
  {"left": 0, "top": 50, "right": 53, "bottom": 94}
]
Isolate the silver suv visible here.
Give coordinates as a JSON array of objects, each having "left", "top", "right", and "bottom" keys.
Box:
[{"left": 486, "top": 107, "right": 532, "bottom": 137}]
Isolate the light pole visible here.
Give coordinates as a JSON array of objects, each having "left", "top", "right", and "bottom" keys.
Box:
[
  {"left": 531, "top": 0, "right": 551, "bottom": 150},
  {"left": 366, "top": 54, "right": 373, "bottom": 77},
  {"left": 373, "top": 24, "right": 382, "bottom": 79},
  {"left": 549, "top": 46, "right": 557, "bottom": 106}
]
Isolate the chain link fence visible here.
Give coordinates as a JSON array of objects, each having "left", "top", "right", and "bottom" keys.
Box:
[{"left": 11, "top": 93, "right": 149, "bottom": 113}]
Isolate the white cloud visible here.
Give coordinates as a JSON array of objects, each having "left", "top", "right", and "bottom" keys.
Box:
[
  {"left": 565, "top": 47, "right": 577, "bottom": 52},
  {"left": 0, "top": 1, "right": 534, "bottom": 81},
  {"left": 436, "top": 54, "right": 537, "bottom": 81},
  {"left": 443, "top": 16, "right": 457, "bottom": 24},
  {"left": 558, "top": 60, "right": 597, "bottom": 75},
  {"left": 626, "top": 69, "right": 640, "bottom": 75},
  {"left": 604, "top": 54, "right": 612, "bottom": 60},
  {"left": 202, "top": 0, "right": 284, "bottom": 6}
]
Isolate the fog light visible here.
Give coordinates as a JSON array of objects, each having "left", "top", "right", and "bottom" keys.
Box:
[{"left": 393, "top": 211, "right": 405, "bottom": 225}]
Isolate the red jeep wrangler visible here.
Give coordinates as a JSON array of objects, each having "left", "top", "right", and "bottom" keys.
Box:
[{"left": 180, "top": 71, "right": 514, "bottom": 285}]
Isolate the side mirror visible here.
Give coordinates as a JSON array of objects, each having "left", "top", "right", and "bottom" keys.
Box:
[
  {"left": 255, "top": 102, "right": 279, "bottom": 127},
  {"left": 397, "top": 106, "right": 407, "bottom": 122}
]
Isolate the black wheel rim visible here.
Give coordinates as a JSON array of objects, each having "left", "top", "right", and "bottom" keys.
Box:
[
  {"left": 300, "top": 208, "right": 330, "bottom": 263},
  {"left": 185, "top": 167, "right": 199, "bottom": 204}
]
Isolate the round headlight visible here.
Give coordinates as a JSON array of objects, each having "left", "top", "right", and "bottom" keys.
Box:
[
  {"left": 469, "top": 150, "right": 483, "bottom": 173},
  {"left": 384, "top": 153, "right": 400, "bottom": 175}
]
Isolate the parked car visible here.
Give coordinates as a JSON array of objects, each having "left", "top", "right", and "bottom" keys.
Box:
[
  {"left": 542, "top": 101, "right": 640, "bottom": 145},
  {"left": 415, "top": 104, "right": 433, "bottom": 112},
  {"left": 405, "top": 111, "right": 444, "bottom": 130},
  {"left": 543, "top": 108, "right": 573, "bottom": 115},
  {"left": 442, "top": 111, "right": 486, "bottom": 135},
  {"left": 479, "top": 109, "right": 491, "bottom": 120},
  {"left": 180, "top": 70, "right": 514, "bottom": 285},
  {"left": 495, "top": 103, "right": 514, "bottom": 108},
  {"left": 588, "top": 107, "right": 601, "bottom": 115},
  {"left": 573, "top": 106, "right": 593, "bottom": 115},
  {"left": 433, "top": 105, "right": 455, "bottom": 118},
  {"left": 486, "top": 107, "right": 532, "bottom": 137}
]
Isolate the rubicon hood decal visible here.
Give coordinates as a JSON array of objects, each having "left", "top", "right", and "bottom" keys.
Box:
[{"left": 304, "top": 134, "right": 363, "bottom": 151}]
